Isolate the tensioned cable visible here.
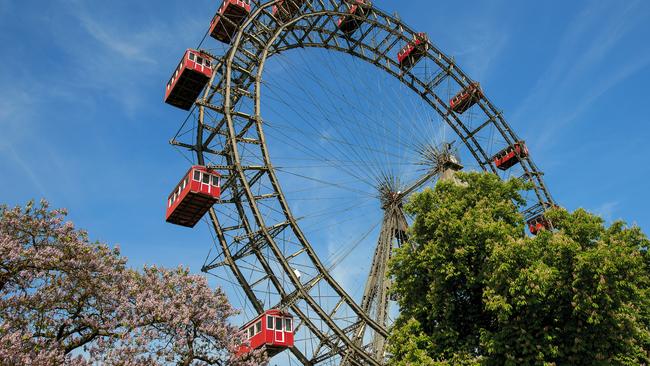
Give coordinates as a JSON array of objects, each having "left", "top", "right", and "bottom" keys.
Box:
[
  {"left": 185, "top": 3, "right": 556, "bottom": 366},
  {"left": 261, "top": 46, "right": 443, "bottom": 191},
  {"left": 263, "top": 50, "right": 424, "bottom": 162},
  {"left": 260, "top": 61, "right": 382, "bottom": 185},
  {"left": 274, "top": 168, "right": 376, "bottom": 198},
  {"left": 306, "top": 48, "right": 391, "bottom": 179},
  {"left": 265, "top": 49, "right": 394, "bottom": 177},
  {"left": 258, "top": 41, "right": 446, "bottom": 294},
  {"left": 326, "top": 219, "right": 381, "bottom": 271}
]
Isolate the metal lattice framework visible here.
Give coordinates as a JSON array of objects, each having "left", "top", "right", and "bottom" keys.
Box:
[{"left": 169, "top": 0, "right": 555, "bottom": 364}]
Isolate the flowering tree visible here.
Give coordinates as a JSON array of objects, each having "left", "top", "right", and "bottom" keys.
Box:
[{"left": 0, "top": 200, "right": 266, "bottom": 365}]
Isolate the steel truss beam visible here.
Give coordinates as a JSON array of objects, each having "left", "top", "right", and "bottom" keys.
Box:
[{"left": 169, "top": 1, "right": 558, "bottom": 364}]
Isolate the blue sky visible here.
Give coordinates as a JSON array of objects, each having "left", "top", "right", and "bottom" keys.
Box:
[{"left": 1, "top": 0, "right": 650, "bottom": 305}]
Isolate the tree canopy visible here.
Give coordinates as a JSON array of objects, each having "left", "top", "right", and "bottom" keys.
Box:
[
  {"left": 0, "top": 200, "right": 265, "bottom": 366},
  {"left": 388, "top": 172, "right": 650, "bottom": 366}
]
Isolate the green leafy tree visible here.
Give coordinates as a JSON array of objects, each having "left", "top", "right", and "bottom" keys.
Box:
[{"left": 388, "top": 172, "right": 649, "bottom": 366}]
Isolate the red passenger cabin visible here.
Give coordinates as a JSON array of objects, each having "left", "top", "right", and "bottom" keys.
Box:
[
  {"left": 209, "top": 0, "right": 252, "bottom": 43},
  {"left": 527, "top": 214, "right": 551, "bottom": 235},
  {"left": 397, "top": 33, "right": 429, "bottom": 70},
  {"left": 164, "top": 49, "right": 214, "bottom": 111},
  {"left": 166, "top": 166, "right": 221, "bottom": 228},
  {"left": 450, "top": 83, "right": 483, "bottom": 114},
  {"left": 337, "top": 0, "right": 372, "bottom": 35},
  {"left": 236, "top": 309, "right": 294, "bottom": 358},
  {"left": 493, "top": 142, "right": 529, "bottom": 171},
  {"left": 273, "top": 0, "right": 307, "bottom": 22}
]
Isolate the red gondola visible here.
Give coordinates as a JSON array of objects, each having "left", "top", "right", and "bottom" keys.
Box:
[
  {"left": 166, "top": 166, "right": 221, "bottom": 228},
  {"left": 337, "top": 0, "right": 371, "bottom": 35},
  {"left": 450, "top": 82, "right": 483, "bottom": 114},
  {"left": 236, "top": 309, "right": 294, "bottom": 358},
  {"left": 164, "top": 49, "right": 214, "bottom": 111},
  {"left": 528, "top": 214, "right": 551, "bottom": 235},
  {"left": 209, "top": 0, "right": 252, "bottom": 43},
  {"left": 493, "top": 142, "right": 529, "bottom": 170},
  {"left": 273, "top": 0, "right": 307, "bottom": 22},
  {"left": 397, "top": 33, "right": 429, "bottom": 70}
]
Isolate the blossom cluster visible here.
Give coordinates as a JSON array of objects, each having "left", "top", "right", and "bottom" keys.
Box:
[{"left": 0, "top": 200, "right": 266, "bottom": 365}]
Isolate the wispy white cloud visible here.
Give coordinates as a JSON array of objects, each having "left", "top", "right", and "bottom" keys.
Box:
[
  {"left": 511, "top": 1, "right": 650, "bottom": 151},
  {"left": 0, "top": 78, "right": 84, "bottom": 205},
  {"left": 535, "top": 52, "right": 650, "bottom": 146},
  {"left": 511, "top": 3, "right": 609, "bottom": 123},
  {"left": 75, "top": 12, "right": 157, "bottom": 65},
  {"left": 440, "top": 2, "right": 510, "bottom": 82},
  {"left": 0, "top": 87, "right": 32, "bottom": 149},
  {"left": 1, "top": 144, "right": 48, "bottom": 198},
  {"left": 0, "top": 90, "right": 28, "bottom": 124},
  {"left": 60, "top": 8, "right": 164, "bottom": 116},
  {"left": 449, "top": 24, "right": 509, "bottom": 81},
  {"left": 32, "top": 1, "right": 212, "bottom": 118},
  {"left": 592, "top": 200, "right": 620, "bottom": 222},
  {"left": 331, "top": 261, "right": 367, "bottom": 301},
  {"left": 0, "top": 0, "right": 212, "bottom": 204},
  {"left": 560, "top": 1, "right": 643, "bottom": 88},
  {"left": 323, "top": 212, "right": 381, "bottom": 303}
]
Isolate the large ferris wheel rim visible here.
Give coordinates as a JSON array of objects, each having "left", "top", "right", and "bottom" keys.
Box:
[
  {"left": 193, "top": 0, "right": 555, "bottom": 364},
  {"left": 207, "top": 1, "right": 553, "bottom": 206},
  {"left": 215, "top": 4, "right": 391, "bottom": 365}
]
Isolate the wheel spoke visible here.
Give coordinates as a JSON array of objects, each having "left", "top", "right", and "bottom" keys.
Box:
[{"left": 167, "top": 1, "right": 557, "bottom": 364}]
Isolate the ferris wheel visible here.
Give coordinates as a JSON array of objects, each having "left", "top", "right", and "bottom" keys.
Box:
[{"left": 163, "top": 0, "right": 555, "bottom": 365}]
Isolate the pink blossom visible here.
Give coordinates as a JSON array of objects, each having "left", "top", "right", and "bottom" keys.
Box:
[{"left": 0, "top": 201, "right": 267, "bottom": 365}]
